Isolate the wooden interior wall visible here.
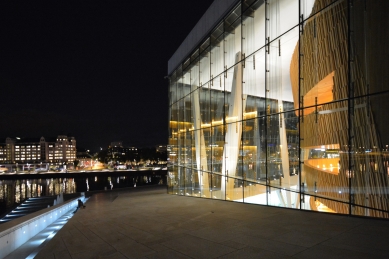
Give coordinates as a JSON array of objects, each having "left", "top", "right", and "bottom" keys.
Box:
[{"left": 290, "top": 0, "right": 389, "bottom": 217}]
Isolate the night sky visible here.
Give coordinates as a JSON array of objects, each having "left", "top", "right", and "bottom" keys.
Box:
[{"left": 0, "top": 1, "right": 214, "bottom": 152}]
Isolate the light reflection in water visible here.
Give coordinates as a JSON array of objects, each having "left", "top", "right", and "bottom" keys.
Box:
[{"left": 0, "top": 172, "right": 165, "bottom": 214}]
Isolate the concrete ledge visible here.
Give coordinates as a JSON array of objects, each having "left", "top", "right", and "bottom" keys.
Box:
[{"left": 0, "top": 197, "right": 82, "bottom": 258}]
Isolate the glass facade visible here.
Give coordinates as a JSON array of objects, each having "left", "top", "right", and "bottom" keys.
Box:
[{"left": 168, "top": 0, "right": 389, "bottom": 218}]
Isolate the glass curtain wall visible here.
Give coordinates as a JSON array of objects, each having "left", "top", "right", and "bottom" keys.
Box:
[{"left": 168, "top": 0, "right": 389, "bottom": 218}]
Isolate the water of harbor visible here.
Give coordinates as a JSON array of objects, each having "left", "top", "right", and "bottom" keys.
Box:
[{"left": 0, "top": 170, "right": 167, "bottom": 215}]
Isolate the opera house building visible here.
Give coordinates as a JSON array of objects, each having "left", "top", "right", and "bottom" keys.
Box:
[{"left": 167, "top": 0, "right": 389, "bottom": 218}]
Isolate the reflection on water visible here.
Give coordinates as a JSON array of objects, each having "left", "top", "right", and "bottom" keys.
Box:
[
  {"left": 0, "top": 172, "right": 166, "bottom": 215},
  {"left": 0, "top": 178, "right": 76, "bottom": 213}
]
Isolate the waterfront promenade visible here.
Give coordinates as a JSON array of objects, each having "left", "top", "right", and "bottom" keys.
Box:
[{"left": 19, "top": 186, "right": 389, "bottom": 258}]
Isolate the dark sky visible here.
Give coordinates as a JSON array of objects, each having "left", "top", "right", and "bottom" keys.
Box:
[{"left": 0, "top": 0, "right": 214, "bottom": 152}]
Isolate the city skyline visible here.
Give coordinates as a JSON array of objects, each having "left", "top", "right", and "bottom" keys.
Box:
[{"left": 0, "top": 1, "right": 214, "bottom": 152}]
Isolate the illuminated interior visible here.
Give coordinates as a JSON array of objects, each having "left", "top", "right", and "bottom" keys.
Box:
[{"left": 168, "top": 0, "right": 389, "bottom": 219}]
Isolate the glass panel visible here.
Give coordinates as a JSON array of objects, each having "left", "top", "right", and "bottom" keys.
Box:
[
  {"left": 242, "top": 8, "right": 257, "bottom": 58},
  {"left": 210, "top": 33, "right": 224, "bottom": 84},
  {"left": 297, "top": 0, "right": 352, "bottom": 216},
  {"left": 167, "top": 165, "right": 178, "bottom": 194},
  {"left": 270, "top": 109, "right": 300, "bottom": 191},
  {"left": 284, "top": 107, "right": 299, "bottom": 179},
  {"left": 298, "top": 1, "right": 348, "bottom": 109},
  {"left": 257, "top": 116, "right": 267, "bottom": 182},
  {"left": 224, "top": 12, "right": 241, "bottom": 70},
  {"left": 183, "top": 58, "right": 190, "bottom": 71},
  {"left": 184, "top": 166, "right": 193, "bottom": 196},
  {"left": 191, "top": 129, "right": 202, "bottom": 197},
  {"left": 200, "top": 48, "right": 211, "bottom": 86},
  {"left": 197, "top": 85, "right": 212, "bottom": 189},
  {"left": 269, "top": 28, "right": 299, "bottom": 112},
  {"left": 254, "top": 2, "right": 266, "bottom": 51},
  {"left": 243, "top": 179, "right": 268, "bottom": 205},
  {"left": 242, "top": 0, "right": 258, "bottom": 13},
  {"left": 300, "top": 193, "right": 311, "bottom": 211},
  {"left": 190, "top": 58, "right": 200, "bottom": 92},
  {"left": 224, "top": 65, "right": 235, "bottom": 100},
  {"left": 176, "top": 70, "right": 184, "bottom": 102},
  {"left": 169, "top": 101, "right": 178, "bottom": 165},
  {"left": 268, "top": 0, "right": 299, "bottom": 42},
  {"left": 177, "top": 98, "right": 185, "bottom": 170},
  {"left": 268, "top": 187, "right": 299, "bottom": 208},
  {"left": 250, "top": 48, "right": 266, "bottom": 118},
  {"left": 211, "top": 22, "right": 223, "bottom": 43},
  {"left": 301, "top": 100, "right": 350, "bottom": 214},
  {"left": 226, "top": 175, "right": 243, "bottom": 202},
  {"left": 242, "top": 0, "right": 266, "bottom": 57},
  {"left": 178, "top": 166, "right": 185, "bottom": 196},
  {"left": 182, "top": 92, "right": 193, "bottom": 197},
  {"left": 300, "top": 0, "right": 315, "bottom": 20},
  {"left": 191, "top": 76, "right": 212, "bottom": 198},
  {"left": 266, "top": 111, "right": 283, "bottom": 186},
  {"left": 351, "top": 0, "right": 389, "bottom": 97},
  {"left": 242, "top": 117, "right": 257, "bottom": 182},
  {"left": 210, "top": 173, "right": 224, "bottom": 200},
  {"left": 191, "top": 48, "right": 199, "bottom": 63},
  {"left": 350, "top": 94, "right": 389, "bottom": 217},
  {"left": 200, "top": 37, "right": 210, "bottom": 54},
  {"left": 190, "top": 129, "right": 196, "bottom": 171},
  {"left": 182, "top": 68, "right": 191, "bottom": 99},
  {"left": 225, "top": 4, "right": 241, "bottom": 34},
  {"left": 222, "top": 62, "right": 244, "bottom": 202},
  {"left": 210, "top": 89, "right": 224, "bottom": 175},
  {"left": 300, "top": 194, "right": 349, "bottom": 214},
  {"left": 169, "top": 77, "right": 177, "bottom": 106}
]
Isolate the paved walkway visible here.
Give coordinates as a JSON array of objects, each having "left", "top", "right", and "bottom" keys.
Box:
[{"left": 32, "top": 186, "right": 389, "bottom": 259}]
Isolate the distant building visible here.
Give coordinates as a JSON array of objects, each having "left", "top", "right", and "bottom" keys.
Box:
[
  {"left": 76, "top": 148, "right": 93, "bottom": 168},
  {"left": 107, "top": 141, "right": 138, "bottom": 161},
  {"left": 156, "top": 145, "right": 167, "bottom": 153},
  {"left": 122, "top": 147, "right": 138, "bottom": 156},
  {"left": 0, "top": 135, "right": 76, "bottom": 164},
  {"left": 0, "top": 144, "right": 7, "bottom": 162},
  {"left": 110, "top": 141, "right": 123, "bottom": 148}
]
